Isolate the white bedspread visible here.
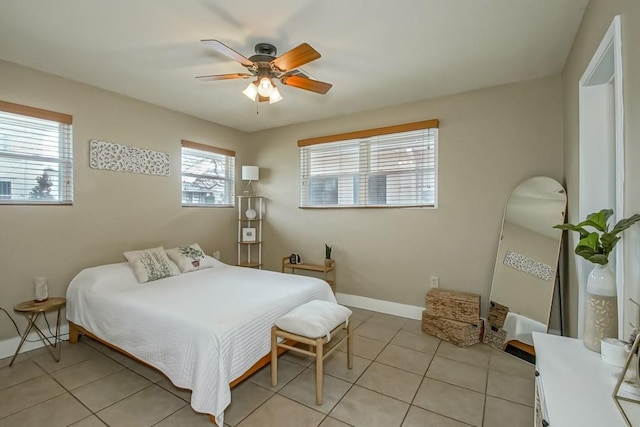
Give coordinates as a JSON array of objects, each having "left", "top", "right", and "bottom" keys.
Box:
[{"left": 66, "top": 257, "right": 336, "bottom": 425}]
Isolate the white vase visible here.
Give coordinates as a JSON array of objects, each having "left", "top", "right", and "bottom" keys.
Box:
[{"left": 583, "top": 263, "right": 618, "bottom": 352}]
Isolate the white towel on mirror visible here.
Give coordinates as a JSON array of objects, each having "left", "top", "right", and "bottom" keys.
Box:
[{"left": 503, "top": 312, "right": 547, "bottom": 346}]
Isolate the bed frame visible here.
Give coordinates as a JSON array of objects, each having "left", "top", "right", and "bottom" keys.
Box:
[{"left": 69, "top": 321, "right": 291, "bottom": 425}]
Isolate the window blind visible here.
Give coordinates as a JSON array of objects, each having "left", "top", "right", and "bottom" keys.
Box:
[
  {"left": 299, "top": 121, "right": 438, "bottom": 208},
  {"left": 0, "top": 102, "right": 73, "bottom": 204},
  {"left": 181, "top": 140, "right": 235, "bottom": 207}
]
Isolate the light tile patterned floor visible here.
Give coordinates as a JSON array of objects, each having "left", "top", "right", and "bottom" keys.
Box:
[{"left": 0, "top": 307, "right": 535, "bottom": 426}]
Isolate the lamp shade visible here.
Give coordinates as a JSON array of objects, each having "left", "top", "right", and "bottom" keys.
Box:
[
  {"left": 269, "top": 86, "right": 283, "bottom": 104},
  {"left": 242, "top": 82, "right": 258, "bottom": 101},
  {"left": 242, "top": 166, "right": 259, "bottom": 181}
]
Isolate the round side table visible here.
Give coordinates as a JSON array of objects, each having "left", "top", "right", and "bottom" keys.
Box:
[{"left": 10, "top": 297, "right": 66, "bottom": 367}]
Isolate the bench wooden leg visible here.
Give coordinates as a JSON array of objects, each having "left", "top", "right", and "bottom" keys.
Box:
[
  {"left": 315, "top": 337, "right": 324, "bottom": 405},
  {"left": 271, "top": 326, "right": 278, "bottom": 387}
]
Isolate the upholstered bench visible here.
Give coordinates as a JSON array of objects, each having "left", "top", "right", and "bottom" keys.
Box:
[{"left": 271, "top": 300, "right": 353, "bottom": 404}]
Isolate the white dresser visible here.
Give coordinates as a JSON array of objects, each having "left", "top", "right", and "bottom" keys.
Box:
[{"left": 533, "top": 332, "right": 636, "bottom": 426}]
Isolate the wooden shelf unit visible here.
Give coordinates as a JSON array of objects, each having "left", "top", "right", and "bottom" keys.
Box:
[
  {"left": 238, "top": 261, "right": 261, "bottom": 268},
  {"left": 281, "top": 257, "right": 336, "bottom": 293},
  {"left": 237, "top": 196, "right": 263, "bottom": 268}
]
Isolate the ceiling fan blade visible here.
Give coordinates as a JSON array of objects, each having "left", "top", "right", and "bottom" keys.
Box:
[
  {"left": 282, "top": 75, "right": 332, "bottom": 94},
  {"left": 201, "top": 39, "right": 254, "bottom": 67},
  {"left": 271, "top": 43, "right": 321, "bottom": 72},
  {"left": 196, "top": 73, "right": 253, "bottom": 81}
]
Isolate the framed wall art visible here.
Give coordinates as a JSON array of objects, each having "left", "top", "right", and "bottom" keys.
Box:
[
  {"left": 89, "top": 139, "right": 170, "bottom": 176},
  {"left": 242, "top": 228, "right": 256, "bottom": 243}
]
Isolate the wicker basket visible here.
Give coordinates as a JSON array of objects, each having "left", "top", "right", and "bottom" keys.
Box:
[
  {"left": 483, "top": 324, "right": 507, "bottom": 350},
  {"left": 488, "top": 301, "right": 509, "bottom": 329},
  {"left": 425, "top": 288, "right": 480, "bottom": 324},
  {"left": 422, "top": 312, "right": 483, "bottom": 347}
]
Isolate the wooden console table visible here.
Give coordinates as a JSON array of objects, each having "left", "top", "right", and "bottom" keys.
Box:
[{"left": 281, "top": 257, "right": 336, "bottom": 293}]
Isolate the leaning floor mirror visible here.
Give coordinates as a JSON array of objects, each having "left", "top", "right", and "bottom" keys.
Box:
[{"left": 486, "top": 176, "right": 566, "bottom": 360}]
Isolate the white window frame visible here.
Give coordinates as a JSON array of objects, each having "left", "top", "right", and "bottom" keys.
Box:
[
  {"left": 0, "top": 101, "right": 73, "bottom": 205},
  {"left": 299, "top": 119, "right": 438, "bottom": 208},
  {"left": 181, "top": 140, "right": 235, "bottom": 207}
]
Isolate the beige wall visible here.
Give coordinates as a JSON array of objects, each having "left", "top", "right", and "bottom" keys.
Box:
[
  {"left": 249, "top": 76, "right": 563, "bottom": 314},
  {"left": 0, "top": 62, "right": 566, "bottom": 344},
  {"left": 562, "top": 0, "right": 640, "bottom": 337},
  {"left": 0, "top": 60, "right": 249, "bottom": 341},
  {"left": 5, "top": 2, "right": 636, "bottom": 345}
]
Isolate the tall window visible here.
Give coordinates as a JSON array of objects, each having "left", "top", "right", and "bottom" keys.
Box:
[
  {"left": 0, "top": 101, "right": 73, "bottom": 204},
  {"left": 299, "top": 119, "right": 438, "bottom": 208},
  {"left": 181, "top": 140, "right": 235, "bottom": 207}
]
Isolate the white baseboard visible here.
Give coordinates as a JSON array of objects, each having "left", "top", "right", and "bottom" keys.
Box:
[
  {"left": 0, "top": 324, "right": 69, "bottom": 360},
  {"left": 0, "top": 294, "right": 423, "bottom": 359},
  {"left": 1, "top": 295, "right": 419, "bottom": 359},
  {"left": 0, "top": 296, "right": 558, "bottom": 360},
  {"left": 335, "top": 293, "right": 423, "bottom": 320}
]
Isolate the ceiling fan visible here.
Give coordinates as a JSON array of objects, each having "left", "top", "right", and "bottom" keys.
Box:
[{"left": 196, "top": 40, "right": 332, "bottom": 104}]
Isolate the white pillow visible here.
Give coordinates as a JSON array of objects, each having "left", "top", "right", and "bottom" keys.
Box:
[
  {"left": 166, "top": 243, "right": 215, "bottom": 273},
  {"left": 274, "top": 300, "right": 352, "bottom": 342},
  {"left": 123, "top": 246, "right": 179, "bottom": 283}
]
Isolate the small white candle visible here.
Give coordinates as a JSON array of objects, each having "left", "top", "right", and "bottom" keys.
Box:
[{"left": 34, "top": 277, "right": 48, "bottom": 302}]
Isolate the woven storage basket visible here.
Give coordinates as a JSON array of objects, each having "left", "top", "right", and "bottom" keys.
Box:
[
  {"left": 483, "top": 324, "right": 507, "bottom": 350},
  {"left": 422, "top": 312, "right": 483, "bottom": 347},
  {"left": 487, "top": 301, "right": 509, "bottom": 329},
  {"left": 425, "top": 288, "right": 480, "bottom": 324}
]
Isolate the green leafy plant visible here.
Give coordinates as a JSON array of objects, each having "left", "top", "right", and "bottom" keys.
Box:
[
  {"left": 554, "top": 209, "right": 640, "bottom": 265},
  {"left": 325, "top": 243, "right": 332, "bottom": 260}
]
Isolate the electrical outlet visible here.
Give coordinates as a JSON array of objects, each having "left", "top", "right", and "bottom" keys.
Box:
[
  {"left": 212, "top": 250, "right": 221, "bottom": 260},
  {"left": 430, "top": 276, "right": 439, "bottom": 288}
]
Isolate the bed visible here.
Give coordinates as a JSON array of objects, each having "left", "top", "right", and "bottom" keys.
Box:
[{"left": 66, "top": 256, "right": 336, "bottom": 425}]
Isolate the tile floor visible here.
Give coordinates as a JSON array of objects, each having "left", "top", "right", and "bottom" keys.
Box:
[{"left": 0, "top": 307, "right": 535, "bottom": 426}]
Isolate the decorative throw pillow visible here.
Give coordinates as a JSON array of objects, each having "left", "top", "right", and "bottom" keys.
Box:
[
  {"left": 123, "top": 246, "right": 178, "bottom": 283},
  {"left": 166, "top": 243, "right": 215, "bottom": 273}
]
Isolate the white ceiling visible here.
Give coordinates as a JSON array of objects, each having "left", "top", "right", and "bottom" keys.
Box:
[{"left": 0, "top": 0, "right": 588, "bottom": 132}]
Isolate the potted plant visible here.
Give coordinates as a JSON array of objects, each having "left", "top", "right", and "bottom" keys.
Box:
[
  {"left": 324, "top": 244, "right": 333, "bottom": 266},
  {"left": 554, "top": 209, "right": 640, "bottom": 352}
]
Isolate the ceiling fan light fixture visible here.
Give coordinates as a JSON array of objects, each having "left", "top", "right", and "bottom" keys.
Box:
[
  {"left": 257, "top": 77, "right": 274, "bottom": 97},
  {"left": 242, "top": 82, "right": 258, "bottom": 101},
  {"left": 199, "top": 40, "right": 331, "bottom": 103},
  {"left": 269, "top": 86, "right": 283, "bottom": 104}
]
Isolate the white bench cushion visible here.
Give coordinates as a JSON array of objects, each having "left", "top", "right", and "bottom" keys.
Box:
[{"left": 275, "top": 300, "right": 352, "bottom": 341}]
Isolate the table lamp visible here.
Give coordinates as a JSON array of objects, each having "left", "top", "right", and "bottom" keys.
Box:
[{"left": 242, "top": 166, "right": 259, "bottom": 219}]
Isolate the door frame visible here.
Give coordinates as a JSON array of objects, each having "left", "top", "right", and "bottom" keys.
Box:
[{"left": 577, "top": 15, "right": 624, "bottom": 338}]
